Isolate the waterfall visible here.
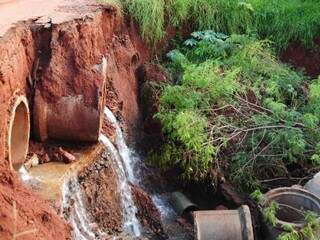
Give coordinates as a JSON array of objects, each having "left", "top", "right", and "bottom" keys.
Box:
[
  {"left": 103, "top": 107, "right": 174, "bottom": 233},
  {"left": 103, "top": 107, "right": 138, "bottom": 183},
  {"left": 60, "top": 107, "right": 141, "bottom": 239},
  {"left": 18, "top": 166, "right": 33, "bottom": 182},
  {"left": 60, "top": 107, "right": 179, "bottom": 239},
  {"left": 100, "top": 107, "right": 141, "bottom": 236},
  {"left": 61, "top": 176, "right": 104, "bottom": 240}
]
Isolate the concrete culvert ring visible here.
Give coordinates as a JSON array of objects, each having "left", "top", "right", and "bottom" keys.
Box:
[{"left": 7, "top": 96, "right": 30, "bottom": 171}]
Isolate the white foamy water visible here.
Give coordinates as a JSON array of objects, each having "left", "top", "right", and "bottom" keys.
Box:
[
  {"left": 61, "top": 175, "right": 106, "bottom": 240},
  {"left": 61, "top": 107, "right": 179, "bottom": 239},
  {"left": 100, "top": 108, "right": 142, "bottom": 236},
  {"left": 151, "top": 194, "right": 176, "bottom": 220},
  {"left": 99, "top": 134, "right": 141, "bottom": 236},
  {"left": 104, "top": 107, "right": 173, "bottom": 230},
  {"left": 18, "top": 166, "right": 33, "bottom": 182},
  {"left": 103, "top": 107, "right": 137, "bottom": 183}
]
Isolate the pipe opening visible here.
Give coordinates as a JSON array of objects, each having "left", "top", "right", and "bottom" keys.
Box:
[
  {"left": 8, "top": 96, "right": 30, "bottom": 170},
  {"left": 263, "top": 188, "right": 320, "bottom": 228},
  {"left": 272, "top": 193, "right": 320, "bottom": 224}
]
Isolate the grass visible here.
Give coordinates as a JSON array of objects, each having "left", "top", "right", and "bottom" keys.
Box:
[
  {"left": 100, "top": 0, "right": 320, "bottom": 50},
  {"left": 251, "top": 0, "right": 320, "bottom": 50}
]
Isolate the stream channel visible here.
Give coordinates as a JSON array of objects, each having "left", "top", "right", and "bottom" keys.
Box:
[{"left": 22, "top": 107, "right": 192, "bottom": 240}]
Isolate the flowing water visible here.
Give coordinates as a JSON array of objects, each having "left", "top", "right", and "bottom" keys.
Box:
[
  {"left": 61, "top": 107, "right": 141, "bottom": 239},
  {"left": 18, "top": 166, "right": 33, "bottom": 182},
  {"left": 61, "top": 176, "right": 105, "bottom": 240},
  {"left": 60, "top": 107, "right": 184, "bottom": 239},
  {"left": 99, "top": 134, "right": 141, "bottom": 236},
  {"left": 103, "top": 107, "right": 138, "bottom": 184}
]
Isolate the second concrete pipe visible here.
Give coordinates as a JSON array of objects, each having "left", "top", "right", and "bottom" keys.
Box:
[
  {"left": 33, "top": 58, "right": 107, "bottom": 142},
  {"left": 194, "top": 205, "right": 254, "bottom": 240}
]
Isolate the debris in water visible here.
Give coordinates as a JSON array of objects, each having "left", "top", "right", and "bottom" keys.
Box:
[
  {"left": 58, "top": 147, "right": 76, "bottom": 164},
  {"left": 24, "top": 153, "right": 39, "bottom": 170}
]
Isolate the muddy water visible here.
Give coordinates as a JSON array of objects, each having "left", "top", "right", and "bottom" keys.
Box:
[{"left": 23, "top": 107, "right": 191, "bottom": 239}]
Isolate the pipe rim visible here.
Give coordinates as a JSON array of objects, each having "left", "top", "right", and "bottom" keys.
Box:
[
  {"left": 6, "top": 95, "right": 30, "bottom": 171},
  {"left": 262, "top": 187, "right": 320, "bottom": 229}
]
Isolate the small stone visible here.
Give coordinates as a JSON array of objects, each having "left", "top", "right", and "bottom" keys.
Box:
[
  {"left": 58, "top": 147, "right": 76, "bottom": 164},
  {"left": 24, "top": 154, "right": 39, "bottom": 169},
  {"left": 89, "top": 223, "right": 99, "bottom": 232},
  {"left": 42, "top": 153, "right": 50, "bottom": 163}
]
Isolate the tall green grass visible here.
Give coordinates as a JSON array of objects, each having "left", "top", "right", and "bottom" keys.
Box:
[
  {"left": 101, "top": 0, "right": 320, "bottom": 50},
  {"left": 251, "top": 0, "right": 320, "bottom": 49}
]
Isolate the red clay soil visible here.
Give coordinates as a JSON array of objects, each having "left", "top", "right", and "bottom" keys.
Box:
[
  {"left": 0, "top": 1, "right": 149, "bottom": 239},
  {"left": 0, "top": 170, "right": 71, "bottom": 240},
  {"left": 0, "top": 1, "right": 149, "bottom": 167},
  {"left": 281, "top": 38, "right": 320, "bottom": 78},
  {"left": 131, "top": 184, "right": 166, "bottom": 238},
  {"left": 77, "top": 151, "right": 123, "bottom": 233}
]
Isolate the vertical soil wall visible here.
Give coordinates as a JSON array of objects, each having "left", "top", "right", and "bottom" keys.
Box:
[
  {"left": 0, "top": 3, "right": 150, "bottom": 239},
  {"left": 0, "top": 5, "right": 149, "bottom": 169}
]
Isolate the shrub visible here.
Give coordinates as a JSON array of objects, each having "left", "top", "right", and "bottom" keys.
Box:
[{"left": 152, "top": 31, "right": 320, "bottom": 190}]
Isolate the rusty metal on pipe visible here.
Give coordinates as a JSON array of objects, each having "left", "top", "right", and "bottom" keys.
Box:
[
  {"left": 194, "top": 205, "right": 254, "bottom": 240},
  {"left": 171, "top": 191, "right": 199, "bottom": 216}
]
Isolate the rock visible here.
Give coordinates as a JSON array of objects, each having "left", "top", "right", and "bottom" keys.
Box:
[
  {"left": 58, "top": 147, "right": 76, "bottom": 164},
  {"left": 130, "top": 184, "right": 167, "bottom": 239},
  {"left": 24, "top": 154, "right": 39, "bottom": 170},
  {"left": 42, "top": 153, "right": 51, "bottom": 164}
]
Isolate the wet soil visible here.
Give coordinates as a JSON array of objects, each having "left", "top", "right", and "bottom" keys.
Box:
[
  {"left": 77, "top": 150, "right": 123, "bottom": 234},
  {"left": 281, "top": 38, "right": 320, "bottom": 78},
  {"left": 0, "top": 170, "right": 71, "bottom": 240}
]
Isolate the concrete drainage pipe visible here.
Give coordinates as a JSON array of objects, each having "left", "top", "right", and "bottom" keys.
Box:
[
  {"left": 7, "top": 96, "right": 30, "bottom": 170},
  {"left": 33, "top": 88, "right": 106, "bottom": 142},
  {"left": 33, "top": 57, "right": 107, "bottom": 143},
  {"left": 261, "top": 187, "right": 320, "bottom": 240},
  {"left": 194, "top": 205, "right": 254, "bottom": 240}
]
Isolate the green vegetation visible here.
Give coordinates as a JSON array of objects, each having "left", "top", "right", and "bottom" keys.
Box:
[
  {"left": 101, "top": 0, "right": 320, "bottom": 49},
  {"left": 251, "top": 190, "right": 320, "bottom": 240},
  {"left": 102, "top": 0, "right": 320, "bottom": 193},
  {"left": 150, "top": 31, "right": 320, "bottom": 190},
  {"left": 265, "top": 203, "right": 320, "bottom": 240}
]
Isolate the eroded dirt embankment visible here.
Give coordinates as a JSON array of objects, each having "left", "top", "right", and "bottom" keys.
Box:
[
  {"left": 0, "top": 2, "right": 150, "bottom": 238},
  {"left": 0, "top": 171, "right": 71, "bottom": 240},
  {"left": 281, "top": 38, "right": 320, "bottom": 78}
]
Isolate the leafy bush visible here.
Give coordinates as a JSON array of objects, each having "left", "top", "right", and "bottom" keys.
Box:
[
  {"left": 101, "top": 0, "right": 320, "bottom": 49},
  {"left": 152, "top": 31, "right": 320, "bottom": 190},
  {"left": 261, "top": 199, "right": 320, "bottom": 240}
]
